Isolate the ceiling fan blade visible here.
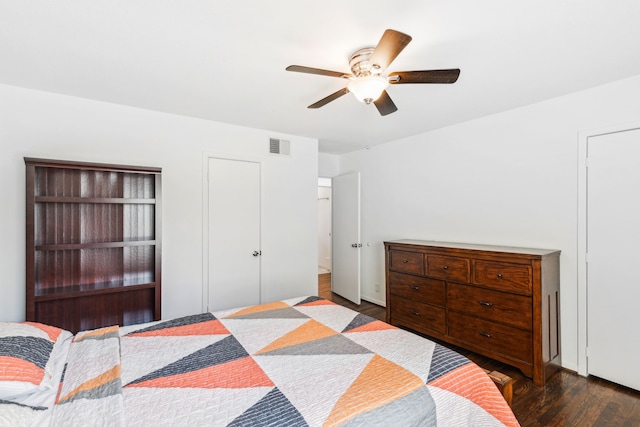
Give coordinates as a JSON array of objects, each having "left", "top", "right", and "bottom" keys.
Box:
[
  {"left": 368, "top": 29, "right": 412, "bottom": 72},
  {"left": 286, "top": 65, "right": 352, "bottom": 79},
  {"left": 308, "top": 87, "right": 350, "bottom": 109},
  {"left": 373, "top": 90, "right": 398, "bottom": 116},
  {"left": 388, "top": 69, "right": 461, "bottom": 84}
]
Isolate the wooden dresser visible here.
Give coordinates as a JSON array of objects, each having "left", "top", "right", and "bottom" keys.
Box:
[{"left": 385, "top": 239, "right": 560, "bottom": 386}]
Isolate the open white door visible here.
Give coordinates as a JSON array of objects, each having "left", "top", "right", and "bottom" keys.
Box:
[
  {"left": 586, "top": 128, "right": 640, "bottom": 391},
  {"left": 331, "top": 172, "right": 361, "bottom": 304}
]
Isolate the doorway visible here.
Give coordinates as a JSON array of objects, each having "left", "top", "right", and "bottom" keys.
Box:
[{"left": 318, "top": 177, "right": 332, "bottom": 275}]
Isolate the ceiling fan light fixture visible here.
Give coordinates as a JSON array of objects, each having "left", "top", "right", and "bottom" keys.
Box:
[{"left": 347, "top": 75, "right": 389, "bottom": 104}]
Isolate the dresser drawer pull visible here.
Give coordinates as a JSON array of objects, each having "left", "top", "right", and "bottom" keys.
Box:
[
  {"left": 443, "top": 265, "right": 449, "bottom": 270},
  {"left": 479, "top": 332, "right": 492, "bottom": 338},
  {"left": 411, "top": 311, "right": 420, "bottom": 316},
  {"left": 497, "top": 273, "right": 503, "bottom": 278},
  {"left": 403, "top": 259, "right": 409, "bottom": 263},
  {"left": 409, "top": 285, "right": 420, "bottom": 290},
  {"left": 478, "top": 300, "right": 494, "bottom": 307}
]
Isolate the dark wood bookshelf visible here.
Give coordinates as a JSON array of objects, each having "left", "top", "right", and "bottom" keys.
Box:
[
  {"left": 35, "top": 196, "right": 157, "bottom": 204},
  {"left": 35, "top": 240, "right": 157, "bottom": 251},
  {"left": 25, "top": 157, "right": 162, "bottom": 333},
  {"left": 35, "top": 282, "right": 158, "bottom": 300}
]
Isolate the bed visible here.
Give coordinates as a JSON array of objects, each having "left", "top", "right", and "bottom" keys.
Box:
[{"left": 1, "top": 296, "right": 519, "bottom": 426}]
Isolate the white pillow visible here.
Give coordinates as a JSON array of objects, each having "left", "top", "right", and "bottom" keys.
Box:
[{"left": 0, "top": 322, "right": 72, "bottom": 400}]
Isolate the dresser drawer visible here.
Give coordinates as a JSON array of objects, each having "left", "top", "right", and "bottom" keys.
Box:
[
  {"left": 389, "top": 272, "right": 445, "bottom": 307},
  {"left": 449, "top": 313, "right": 532, "bottom": 362},
  {"left": 447, "top": 283, "right": 532, "bottom": 330},
  {"left": 390, "top": 296, "right": 445, "bottom": 335},
  {"left": 473, "top": 261, "right": 532, "bottom": 295},
  {"left": 426, "top": 255, "right": 470, "bottom": 283},
  {"left": 389, "top": 250, "right": 424, "bottom": 275}
]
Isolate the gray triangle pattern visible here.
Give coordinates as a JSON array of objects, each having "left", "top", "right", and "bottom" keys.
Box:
[
  {"left": 230, "top": 307, "right": 310, "bottom": 320},
  {"left": 228, "top": 387, "right": 307, "bottom": 427},
  {"left": 338, "top": 385, "right": 437, "bottom": 426},
  {"left": 259, "top": 334, "right": 372, "bottom": 356}
]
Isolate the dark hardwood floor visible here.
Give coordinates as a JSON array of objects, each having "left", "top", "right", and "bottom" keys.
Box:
[
  {"left": 318, "top": 273, "right": 640, "bottom": 427},
  {"left": 318, "top": 273, "right": 385, "bottom": 321}
]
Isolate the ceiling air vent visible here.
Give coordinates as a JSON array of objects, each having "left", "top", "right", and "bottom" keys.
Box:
[{"left": 269, "top": 138, "right": 290, "bottom": 156}]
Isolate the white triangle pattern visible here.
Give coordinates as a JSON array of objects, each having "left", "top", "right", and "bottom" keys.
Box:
[
  {"left": 254, "top": 353, "right": 374, "bottom": 426},
  {"left": 122, "top": 386, "right": 272, "bottom": 427},
  {"left": 294, "top": 305, "right": 359, "bottom": 333},
  {"left": 53, "top": 394, "right": 125, "bottom": 426},
  {"left": 281, "top": 296, "right": 310, "bottom": 306},
  {"left": 428, "top": 385, "right": 505, "bottom": 426},
  {"left": 219, "top": 318, "right": 310, "bottom": 355},
  {"left": 210, "top": 306, "right": 248, "bottom": 318},
  {"left": 345, "top": 329, "right": 435, "bottom": 382}
]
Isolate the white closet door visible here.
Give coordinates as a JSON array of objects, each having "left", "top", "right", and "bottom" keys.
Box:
[
  {"left": 207, "top": 157, "right": 261, "bottom": 311},
  {"left": 587, "top": 128, "right": 640, "bottom": 391}
]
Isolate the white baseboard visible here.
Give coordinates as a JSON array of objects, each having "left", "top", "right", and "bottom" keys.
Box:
[{"left": 361, "top": 295, "right": 385, "bottom": 307}]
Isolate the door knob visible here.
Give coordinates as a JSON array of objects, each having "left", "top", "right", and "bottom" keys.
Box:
[
  {"left": 252, "top": 251, "right": 261, "bottom": 257},
  {"left": 351, "top": 243, "right": 362, "bottom": 248}
]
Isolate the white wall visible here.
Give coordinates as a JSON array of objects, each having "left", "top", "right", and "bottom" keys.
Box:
[
  {"left": 0, "top": 84, "right": 318, "bottom": 323},
  {"left": 338, "top": 74, "right": 640, "bottom": 372},
  {"left": 318, "top": 152, "right": 339, "bottom": 178}
]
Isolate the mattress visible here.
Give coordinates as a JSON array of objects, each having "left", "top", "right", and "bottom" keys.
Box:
[{"left": 3, "top": 296, "right": 520, "bottom": 426}]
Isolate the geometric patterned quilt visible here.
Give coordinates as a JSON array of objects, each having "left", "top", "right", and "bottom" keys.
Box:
[{"left": 50, "top": 296, "right": 520, "bottom": 426}]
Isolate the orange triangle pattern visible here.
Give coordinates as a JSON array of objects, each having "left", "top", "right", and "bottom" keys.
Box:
[
  {"left": 58, "top": 364, "right": 121, "bottom": 403},
  {"left": 74, "top": 325, "right": 119, "bottom": 342},
  {"left": 0, "top": 356, "right": 43, "bottom": 385},
  {"left": 255, "top": 319, "right": 338, "bottom": 355},
  {"left": 23, "top": 321, "right": 65, "bottom": 342},
  {"left": 226, "top": 301, "right": 290, "bottom": 318},
  {"left": 325, "top": 354, "right": 423, "bottom": 425},
  {"left": 344, "top": 320, "right": 397, "bottom": 334},
  {"left": 127, "top": 319, "right": 229, "bottom": 337},
  {"left": 297, "top": 299, "right": 336, "bottom": 307},
  {"left": 126, "top": 356, "right": 274, "bottom": 389},
  {"left": 428, "top": 363, "right": 520, "bottom": 427}
]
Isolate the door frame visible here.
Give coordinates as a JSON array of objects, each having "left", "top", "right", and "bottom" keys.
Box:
[
  {"left": 201, "top": 152, "right": 265, "bottom": 312},
  {"left": 577, "top": 120, "right": 640, "bottom": 376}
]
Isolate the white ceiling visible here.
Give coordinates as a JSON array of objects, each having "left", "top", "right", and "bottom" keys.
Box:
[{"left": 2, "top": 1, "right": 640, "bottom": 154}]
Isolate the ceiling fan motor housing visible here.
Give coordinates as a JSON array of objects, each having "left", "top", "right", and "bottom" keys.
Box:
[{"left": 349, "top": 47, "right": 379, "bottom": 76}]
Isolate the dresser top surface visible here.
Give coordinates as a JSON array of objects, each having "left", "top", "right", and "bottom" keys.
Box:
[{"left": 385, "top": 239, "right": 560, "bottom": 257}]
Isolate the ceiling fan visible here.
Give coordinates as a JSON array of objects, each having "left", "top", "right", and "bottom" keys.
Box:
[{"left": 286, "top": 29, "right": 460, "bottom": 116}]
